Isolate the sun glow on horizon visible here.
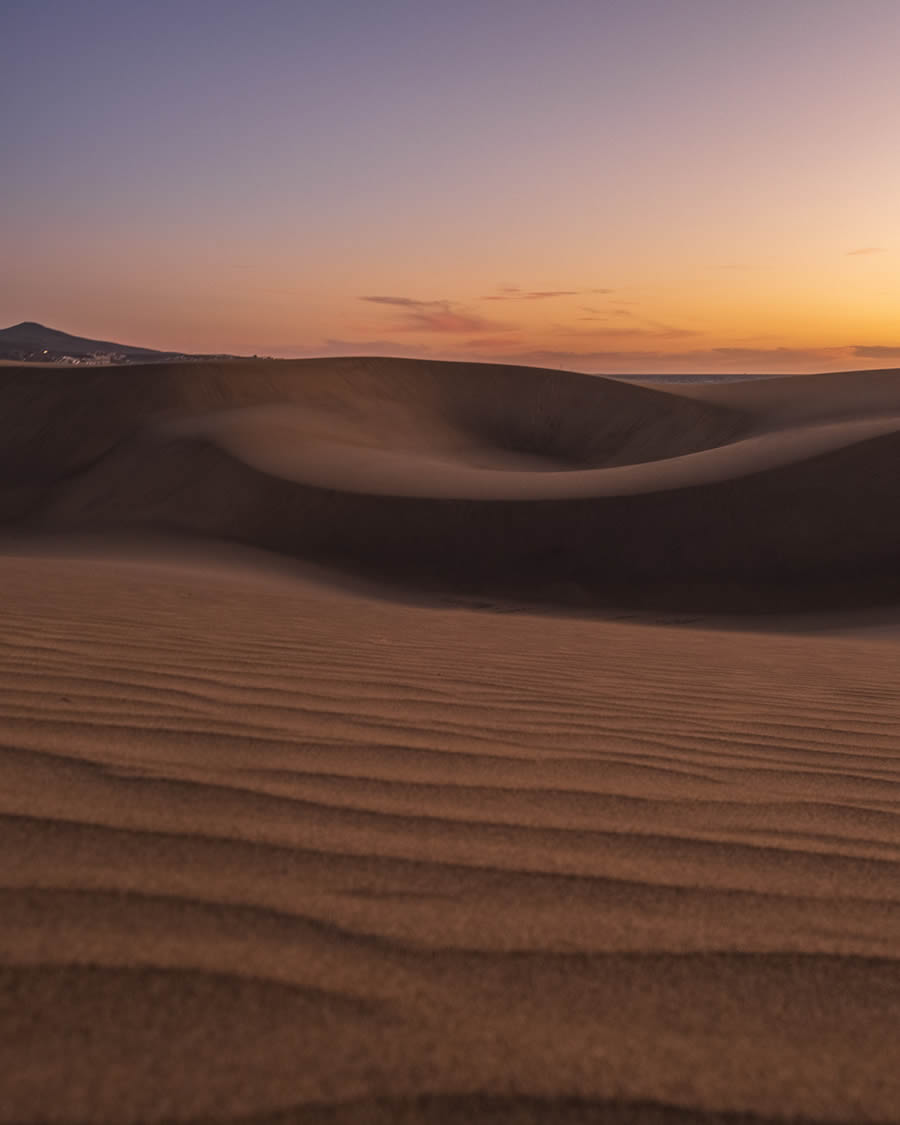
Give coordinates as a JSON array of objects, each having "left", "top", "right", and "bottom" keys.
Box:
[{"left": 3, "top": 0, "right": 899, "bottom": 374}]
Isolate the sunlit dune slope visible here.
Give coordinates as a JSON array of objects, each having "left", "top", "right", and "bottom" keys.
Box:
[
  {"left": 669, "top": 367, "right": 900, "bottom": 430},
  {"left": 3, "top": 358, "right": 900, "bottom": 595}
]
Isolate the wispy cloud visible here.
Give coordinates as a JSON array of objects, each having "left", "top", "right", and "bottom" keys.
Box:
[
  {"left": 360, "top": 295, "right": 507, "bottom": 334},
  {"left": 851, "top": 345, "right": 900, "bottom": 359},
  {"left": 642, "top": 320, "right": 699, "bottom": 339},
  {"left": 846, "top": 247, "right": 886, "bottom": 256},
  {"left": 261, "top": 338, "right": 900, "bottom": 374},
  {"left": 476, "top": 345, "right": 844, "bottom": 373},
  {"left": 271, "top": 337, "right": 434, "bottom": 359},
  {"left": 481, "top": 285, "right": 613, "bottom": 302},
  {"left": 460, "top": 335, "right": 525, "bottom": 351},
  {"left": 360, "top": 296, "right": 437, "bottom": 308},
  {"left": 564, "top": 312, "right": 697, "bottom": 339},
  {"left": 483, "top": 289, "right": 580, "bottom": 301}
]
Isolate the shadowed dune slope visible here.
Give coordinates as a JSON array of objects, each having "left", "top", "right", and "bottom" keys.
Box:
[
  {"left": 0, "top": 356, "right": 744, "bottom": 476},
  {"left": 24, "top": 425, "right": 900, "bottom": 590},
  {"left": 1, "top": 551, "right": 900, "bottom": 1123},
  {"left": 3, "top": 358, "right": 900, "bottom": 601}
]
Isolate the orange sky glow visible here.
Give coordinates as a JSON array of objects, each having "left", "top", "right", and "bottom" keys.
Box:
[{"left": 3, "top": 0, "right": 899, "bottom": 374}]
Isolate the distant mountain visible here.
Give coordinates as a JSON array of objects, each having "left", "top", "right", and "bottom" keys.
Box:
[{"left": 0, "top": 322, "right": 241, "bottom": 364}]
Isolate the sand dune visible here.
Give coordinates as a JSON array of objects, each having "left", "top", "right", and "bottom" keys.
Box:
[
  {"left": 670, "top": 367, "right": 900, "bottom": 430},
  {"left": 2, "top": 358, "right": 900, "bottom": 1122},
  {"left": 1, "top": 549, "right": 900, "bottom": 1123},
  {"left": 3, "top": 357, "right": 900, "bottom": 605}
]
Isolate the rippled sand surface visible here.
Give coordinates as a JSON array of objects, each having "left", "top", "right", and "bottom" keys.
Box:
[{"left": 1, "top": 550, "right": 899, "bottom": 1124}]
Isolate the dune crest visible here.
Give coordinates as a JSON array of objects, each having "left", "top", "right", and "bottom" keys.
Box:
[{"left": 2, "top": 357, "right": 900, "bottom": 605}]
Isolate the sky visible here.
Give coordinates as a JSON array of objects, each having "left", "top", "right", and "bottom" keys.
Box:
[{"left": 2, "top": 0, "right": 899, "bottom": 373}]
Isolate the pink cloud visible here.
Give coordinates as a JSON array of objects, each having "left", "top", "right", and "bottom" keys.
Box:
[{"left": 360, "top": 295, "right": 508, "bottom": 334}]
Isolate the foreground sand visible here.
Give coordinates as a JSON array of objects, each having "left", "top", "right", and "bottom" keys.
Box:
[{"left": 2, "top": 546, "right": 900, "bottom": 1124}]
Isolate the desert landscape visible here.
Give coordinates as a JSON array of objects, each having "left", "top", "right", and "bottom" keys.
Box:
[
  {"left": 2, "top": 355, "right": 900, "bottom": 1123},
  {"left": 6, "top": 0, "right": 900, "bottom": 1120}
]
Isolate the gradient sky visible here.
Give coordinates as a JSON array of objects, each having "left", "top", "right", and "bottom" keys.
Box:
[{"left": 3, "top": 0, "right": 899, "bottom": 373}]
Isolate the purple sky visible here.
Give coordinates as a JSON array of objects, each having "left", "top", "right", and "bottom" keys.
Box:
[{"left": 3, "top": 0, "right": 899, "bottom": 372}]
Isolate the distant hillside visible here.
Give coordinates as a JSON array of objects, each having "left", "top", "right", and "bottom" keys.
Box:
[{"left": 0, "top": 322, "right": 241, "bottom": 364}]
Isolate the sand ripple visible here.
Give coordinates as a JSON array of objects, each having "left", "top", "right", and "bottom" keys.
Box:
[{"left": 0, "top": 553, "right": 898, "bottom": 1122}]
